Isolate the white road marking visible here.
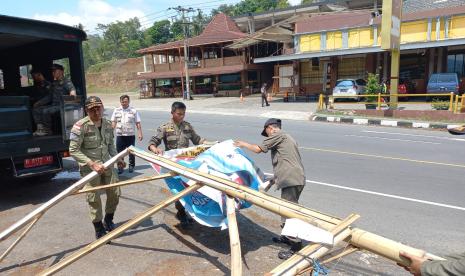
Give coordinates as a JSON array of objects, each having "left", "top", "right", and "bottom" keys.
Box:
[
  {"left": 362, "top": 130, "right": 465, "bottom": 141},
  {"left": 344, "top": 134, "right": 441, "bottom": 145},
  {"left": 264, "top": 173, "right": 465, "bottom": 211}
]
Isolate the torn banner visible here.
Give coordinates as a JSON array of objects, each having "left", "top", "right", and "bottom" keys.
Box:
[{"left": 151, "top": 140, "right": 265, "bottom": 229}]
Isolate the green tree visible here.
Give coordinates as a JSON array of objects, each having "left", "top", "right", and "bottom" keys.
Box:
[
  {"left": 300, "top": 0, "right": 313, "bottom": 5},
  {"left": 211, "top": 4, "right": 235, "bottom": 16},
  {"left": 145, "top": 20, "right": 172, "bottom": 45}
]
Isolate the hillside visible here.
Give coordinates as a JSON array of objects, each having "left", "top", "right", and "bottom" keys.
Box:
[{"left": 85, "top": 57, "right": 143, "bottom": 94}]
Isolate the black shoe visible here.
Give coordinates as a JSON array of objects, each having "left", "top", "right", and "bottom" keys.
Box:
[
  {"left": 278, "top": 249, "right": 295, "bottom": 260},
  {"left": 175, "top": 211, "right": 192, "bottom": 229},
  {"left": 93, "top": 221, "right": 107, "bottom": 239},
  {"left": 103, "top": 213, "right": 116, "bottom": 232},
  {"left": 128, "top": 165, "right": 134, "bottom": 173},
  {"left": 266, "top": 104, "right": 270, "bottom": 106},
  {"left": 272, "top": 235, "right": 292, "bottom": 245}
]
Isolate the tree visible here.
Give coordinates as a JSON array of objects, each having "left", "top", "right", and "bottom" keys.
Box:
[
  {"left": 300, "top": 0, "right": 313, "bottom": 5},
  {"left": 145, "top": 20, "right": 172, "bottom": 45},
  {"left": 211, "top": 4, "right": 235, "bottom": 16}
]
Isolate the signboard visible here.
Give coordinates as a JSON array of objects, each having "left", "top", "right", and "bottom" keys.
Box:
[
  {"left": 381, "top": 0, "right": 403, "bottom": 50},
  {"left": 187, "top": 60, "right": 199, "bottom": 68}
]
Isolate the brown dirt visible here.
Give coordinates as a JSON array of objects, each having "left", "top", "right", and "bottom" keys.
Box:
[{"left": 86, "top": 57, "right": 143, "bottom": 94}]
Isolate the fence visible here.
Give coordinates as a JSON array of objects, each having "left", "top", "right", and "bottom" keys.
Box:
[{"left": 317, "top": 92, "right": 464, "bottom": 113}]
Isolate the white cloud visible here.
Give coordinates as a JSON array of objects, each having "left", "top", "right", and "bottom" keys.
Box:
[
  {"left": 288, "top": 0, "right": 301, "bottom": 5},
  {"left": 33, "top": 0, "right": 145, "bottom": 33}
]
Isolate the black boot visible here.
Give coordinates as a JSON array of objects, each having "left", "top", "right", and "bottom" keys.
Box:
[
  {"left": 103, "top": 213, "right": 116, "bottom": 232},
  {"left": 93, "top": 221, "right": 107, "bottom": 239},
  {"left": 175, "top": 210, "right": 191, "bottom": 229}
]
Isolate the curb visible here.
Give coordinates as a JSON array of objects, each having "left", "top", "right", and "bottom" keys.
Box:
[{"left": 311, "top": 115, "right": 462, "bottom": 130}]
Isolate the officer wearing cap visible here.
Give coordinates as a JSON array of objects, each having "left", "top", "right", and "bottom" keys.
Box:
[
  {"left": 234, "top": 118, "right": 306, "bottom": 260},
  {"left": 69, "top": 96, "right": 125, "bottom": 239},
  {"left": 51, "top": 63, "right": 77, "bottom": 97},
  {"left": 148, "top": 101, "right": 206, "bottom": 228}
]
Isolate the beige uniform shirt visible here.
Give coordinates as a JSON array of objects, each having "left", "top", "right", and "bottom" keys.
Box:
[
  {"left": 148, "top": 119, "right": 203, "bottom": 150},
  {"left": 69, "top": 116, "right": 117, "bottom": 168},
  {"left": 259, "top": 131, "right": 305, "bottom": 189}
]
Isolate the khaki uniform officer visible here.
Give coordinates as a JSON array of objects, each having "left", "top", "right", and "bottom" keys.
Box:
[
  {"left": 69, "top": 96, "right": 125, "bottom": 239},
  {"left": 148, "top": 101, "right": 205, "bottom": 228}
]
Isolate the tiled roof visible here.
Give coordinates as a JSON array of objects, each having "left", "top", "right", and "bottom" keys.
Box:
[
  {"left": 295, "top": 10, "right": 374, "bottom": 34},
  {"left": 137, "top": 13, "right": 247, "bottom": 54},
  {"left": 403, "top": 0, "right": 465, "bottom": 13}
]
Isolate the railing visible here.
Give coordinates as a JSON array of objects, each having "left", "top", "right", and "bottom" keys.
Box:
[{"left": 317, "top": 92, "right": 464, "bottom": 113}]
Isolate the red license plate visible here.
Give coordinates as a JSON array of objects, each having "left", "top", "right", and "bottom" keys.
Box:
[{"left": 24, "top": 155, "right": 54, "bottom": 168}]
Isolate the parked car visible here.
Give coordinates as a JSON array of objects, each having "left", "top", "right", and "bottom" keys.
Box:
[
  {"left": 332, "top": 79, "right": 366, "bottom": 101},
  {"left": 427, "top": 73, "right": 461, "bottom": 95},
  {"left": 386, "top": 79, "right": 416, "bottom": 100}
]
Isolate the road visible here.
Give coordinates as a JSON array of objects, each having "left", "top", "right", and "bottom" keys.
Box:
[{"left": 1, "top": 109, "right": 464, "bottom": 275}]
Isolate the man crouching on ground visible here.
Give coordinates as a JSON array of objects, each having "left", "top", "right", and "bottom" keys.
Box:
[{"left": 234, "top": 118, "right": 306, "bottom": 260}]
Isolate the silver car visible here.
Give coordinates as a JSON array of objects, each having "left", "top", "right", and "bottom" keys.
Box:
[{"left": 332, "top": 79, "right": 367, "bottom": 101}]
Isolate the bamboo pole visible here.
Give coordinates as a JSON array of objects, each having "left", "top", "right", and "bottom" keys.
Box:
[
  {"left": 226, "top": 196, "right": 242, "bottom": 276},
  {"left": 130, "top": 147, "right": 341, "bottom": 226},
  {"left": 0, "top": 149, "right": 129, "bottom": 242},
  {"left": 268, "top": 214, "right": 360, "bottom": 276},
  {"left": 38, "top": 183, "right": 202, "bottom": 276},
  {"left": 74, "top": 173, "right": 175, "bottom": 195},
  {"left": 0, "top": 214, "right": 42, "bottom": 263},
  {"left": 297, "top": 246, "right": 359, "bottom": 275},
  {"left": 129, "top": 147, "right": 443, "bottom": 266}
]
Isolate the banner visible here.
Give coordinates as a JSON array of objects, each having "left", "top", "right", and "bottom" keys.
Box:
[{"left": 151, "top": 140, "right": 265, "bottom": 229}]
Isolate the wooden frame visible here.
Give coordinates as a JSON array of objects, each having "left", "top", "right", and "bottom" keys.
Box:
[{"left": 0, "top": 146, "right": 444, "bottom": 275}]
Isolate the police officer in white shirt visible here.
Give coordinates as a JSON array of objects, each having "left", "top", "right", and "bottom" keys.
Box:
[{"left": 111, "top": 95, "right": 143, "bottom": 173}]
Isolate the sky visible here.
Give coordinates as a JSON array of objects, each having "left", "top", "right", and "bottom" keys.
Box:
[{"left": 1, "top": 0, "right": 301, "bottom": 34}]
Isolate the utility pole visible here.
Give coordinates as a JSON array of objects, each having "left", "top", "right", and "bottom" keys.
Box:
[{"left": 170, "top": 6, "right": 194, "bottom": 100}]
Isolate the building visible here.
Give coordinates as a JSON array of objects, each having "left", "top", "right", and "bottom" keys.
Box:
[
  {"left": 252, "top": 0, "right": 465, "bottom": 95},
  {"left": 136, "top": 13, "right": 278, "bottom": 97}
]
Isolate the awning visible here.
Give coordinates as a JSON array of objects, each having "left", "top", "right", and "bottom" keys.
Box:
[{"left": 136, "top": 64, "right": 245, "bottom": 80}]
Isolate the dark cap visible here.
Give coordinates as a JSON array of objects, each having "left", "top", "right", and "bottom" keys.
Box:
[
  {"left": 85, "top": 96, "right": 103, "bottom": 109},
  {"left": 261, "top": 118, "right": 281, "bottom": 137},
  {"left": 51, "top": 63, "right": 64, "bottom": 71}
]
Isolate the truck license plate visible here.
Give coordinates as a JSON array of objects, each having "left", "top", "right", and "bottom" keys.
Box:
[{"left": 24, "top": 155, "right": 54, "bottom": 168}]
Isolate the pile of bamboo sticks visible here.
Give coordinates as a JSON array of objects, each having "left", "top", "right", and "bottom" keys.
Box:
[{"left": 0, "top": 146, "right": 443, "bottom": 275}]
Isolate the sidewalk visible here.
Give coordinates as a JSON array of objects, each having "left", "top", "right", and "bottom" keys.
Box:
[
  {"left": 93, "top": 92, "right": 463, "bottom": 130},
  {"left": 95, "top": 92, "right": 316, "bottom": 121}
]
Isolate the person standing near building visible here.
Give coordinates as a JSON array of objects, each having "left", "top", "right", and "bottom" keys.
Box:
[
  {"left": 234, "top": 118, "right": 306, "bottom": 260},
  {"left": 261, "top": 82, "right": 270, "bottom": 107},
  {"left": 148, "top": 101, "right": 206, "bottom": 228},
  {"left": 111, "top": 95, "right": 143, "bottom": 174},
  {"left": 69, "top": 96, "right": 125, "bottom": 239}
]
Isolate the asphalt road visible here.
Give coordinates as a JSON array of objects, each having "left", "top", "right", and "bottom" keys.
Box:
[{"left": 1, "top": 109, "right": 464, "bottom": 275}]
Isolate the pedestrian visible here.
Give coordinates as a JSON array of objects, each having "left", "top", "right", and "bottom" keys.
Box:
[
  {"left": 261, "top": 82, "right": 270, "bottom": 107},
  {"left": 69, "top": 96, "right": 126, "bottom": 239},
  {"left": 234, "top": 118, "right": 306, "bottom": 260},
  {"left": 399, "top": 250, "right": 465, "bottom": 276},
  {"left": 30, "top": 68, "right": 59, "bottom": 136},
  {"left": 148, "top": 101, "right": 206, "bottom": 229},
  {"left": 50, "top": 63, "right": 77, "bottom": 97},
  {"left": 111, "top": 94, "right": 143, "bottom": 174}
]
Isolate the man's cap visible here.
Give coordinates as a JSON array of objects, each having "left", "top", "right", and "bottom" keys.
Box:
[
  {"left": 85, "top": 96, "right": 103, "bottom": 109},
  {"left": 261, "top": 118, "right": 281, "bottom": 137},
  {"left": 51, "top": 63, "right": 64, "bottom": 71}
]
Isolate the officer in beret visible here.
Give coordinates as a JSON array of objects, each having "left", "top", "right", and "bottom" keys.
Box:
[{"left": 69, "top": 96, "right": 125, "bottom": 239}]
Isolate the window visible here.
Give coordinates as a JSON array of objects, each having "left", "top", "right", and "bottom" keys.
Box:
[
  {"left": 219, "top": 73, "right": 241, "bottom": 90},
  {"left": 338, "top": 57, "right": 366, "bottom": 79},
  {"left": 19, "top": 64, "right": 33, "bottom": 87},
  {"left": 157, "top": 55, "right": 167, "bottom": 64},
  {"left": 0, "top": 69, "right": 4, "bottom": 90},
  {"left": 53, "top": 58, "right": 71, "bottom": 77},
  {"left": 447, "top": 54, "right": 465, "bottom": 77},
  {"left": 300, "top": 61, "right": 323, "bottom": 85},
  {"left": 203, "top": 51, "right": 217, "bottom": 59}
]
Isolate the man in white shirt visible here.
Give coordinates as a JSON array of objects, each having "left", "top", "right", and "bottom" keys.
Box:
[{"left": 111, "top": 95, "right": 143, "bottom": 174}]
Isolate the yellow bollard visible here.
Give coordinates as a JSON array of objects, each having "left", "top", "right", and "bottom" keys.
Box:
[
  {"left": 449, "top": 92, "right": 454, "bottom": 111},
  {"left": 377, "top": 93, "right": 382, "bottom": 110},
  {"left": 329, "top": 95, "right": 334, "bottom": 109},
  {"left": 318, "top": 94, "right": 323, "bottom": 110},
  {"left": 454, "top": 94, "right": 459, "bottom": 113},
  {"left": 459, "top": 95, "right": 465, "bottom": 113}
]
